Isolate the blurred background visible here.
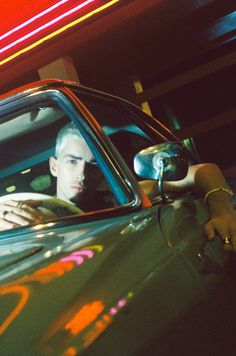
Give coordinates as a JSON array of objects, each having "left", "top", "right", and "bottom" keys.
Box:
[{"left": 0, "top": 0, "right": 235, "bottom": 174}]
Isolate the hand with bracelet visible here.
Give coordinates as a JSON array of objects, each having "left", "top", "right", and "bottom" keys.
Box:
[
  {"left": 162, "top": 163, "right": 236, "bottom": 251},
  {"left": 203, "top": 187, "right": 236, "bottom": 251}
]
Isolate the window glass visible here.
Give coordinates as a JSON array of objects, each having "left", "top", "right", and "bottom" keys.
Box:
[
  {"left": 0, "top": 98, "right": 118, "bottom": 222},
  {"left": 73, "top": 91, "right": 164, "bottom": 180}
]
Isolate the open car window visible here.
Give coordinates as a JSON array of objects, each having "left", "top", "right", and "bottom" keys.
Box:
[
  {"left": 72, "top": 91, "right": 164, "bottom": 181},
  {"left": 1, "top": 85, "right": 184, "bottom": 233},
  {"left": 0, "top": 96, "right": 120, "bottom": 226}
]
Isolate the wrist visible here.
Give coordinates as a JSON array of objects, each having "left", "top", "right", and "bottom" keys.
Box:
[
  {"left": 205, "top": 189, "right": 234, "bottom": 216},
  {"left": 204, "top": 187, "right": 234, "bottom": 203}
]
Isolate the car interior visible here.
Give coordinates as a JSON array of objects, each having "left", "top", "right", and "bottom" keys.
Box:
[
  {"left": 0, "top": 104, "right": 67, "bottom": 198},
  {"left": 0, "top": 93, "right": 165, "bottom": 216}
]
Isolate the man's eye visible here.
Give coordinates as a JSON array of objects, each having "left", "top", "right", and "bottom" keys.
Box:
[
  {"left": 90, "top": 161, "right": 98, "bottom": 167},
  {"left": 68, "top": 159, "right": 77, "bottom": 165}
]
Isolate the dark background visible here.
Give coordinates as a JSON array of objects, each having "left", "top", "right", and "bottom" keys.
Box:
[{"left": 0, "top": 0, "right": 235, "bottom": 172}]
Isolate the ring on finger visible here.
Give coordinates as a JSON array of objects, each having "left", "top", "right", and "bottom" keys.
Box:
[
  {"left": 2, "top": 210, "right": 9, "bottom": 220},
  {"left": 17, "top": 201, "right": 23, "bottom": 209},
  {"left": 223, "top": 236, "right": 231, "bottom": 245}
]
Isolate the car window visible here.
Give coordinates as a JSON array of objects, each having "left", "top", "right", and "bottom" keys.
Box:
[
  {"left": 1, "top": 103, "right": 66, "bottom": 190},
  {"left": 72, "top": 91, "right": 164, "bottom": 180},
  {"left": 74, "top": 90, "right": 200, "bottom": 170},
  {"left": 0, "top": 98, "right": 119, "bottom": 221}
]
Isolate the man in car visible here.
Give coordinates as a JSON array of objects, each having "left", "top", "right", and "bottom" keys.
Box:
[
  {"left": 0, "top": 122, "right": 112, "bottom": 228},
  {"left": 0, "top": 122, "right": 235, "bottom": 250},
  {"left": 49, "top": 122, "right": 112, "bottom": 212}
]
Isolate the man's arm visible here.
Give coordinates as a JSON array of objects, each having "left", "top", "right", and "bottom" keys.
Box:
[
  {"left": 186, "top": 163, "right": 236, "bottom": 250},
  {"left": 140, "top": 163, "right": 236, "bottom": 250}
]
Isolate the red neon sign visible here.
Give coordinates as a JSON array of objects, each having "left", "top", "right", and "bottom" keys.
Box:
[
  {"left": 0, "top": 0, "right": 69, "bottom": 41},
  {"left": 0, "top": 0, "right": 95, "bottom": 55},
  {"left": 0, "top": 0, "right": 119, "bottom": 66}
]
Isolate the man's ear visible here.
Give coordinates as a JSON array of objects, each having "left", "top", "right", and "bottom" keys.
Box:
[{"left": 49, "top": 156, "right": 58, "bottom": 177}]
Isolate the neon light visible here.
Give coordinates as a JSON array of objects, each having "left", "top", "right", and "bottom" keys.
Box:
[
  {"left": 0, "top": 0, "right": 119, "bottom": 66},
  {"left": 0, "top": 0, "right": 69, "bottom": 41},
  {"left": 0, "top": 0, "right": 95, "bottom": 54}
]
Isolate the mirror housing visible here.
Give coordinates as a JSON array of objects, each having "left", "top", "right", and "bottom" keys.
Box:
[
  {"left": 134, "top": 142, "right": 189, "bottom": 203},
  {"left": 134, "top": 142, "right": 189, "bottom": 181}
]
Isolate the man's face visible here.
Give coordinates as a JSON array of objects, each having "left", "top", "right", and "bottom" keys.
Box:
[{"left": 49, "top": 135, "right": 102, "bottom": 204}]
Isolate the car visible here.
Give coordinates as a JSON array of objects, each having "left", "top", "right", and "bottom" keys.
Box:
[{"left": 0, "top": 79, "right": 236, "bottom": 356}]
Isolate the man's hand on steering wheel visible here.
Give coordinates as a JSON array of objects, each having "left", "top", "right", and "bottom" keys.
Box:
[{"left": 0, "top": 199, "right": 57, "bottom": 230}]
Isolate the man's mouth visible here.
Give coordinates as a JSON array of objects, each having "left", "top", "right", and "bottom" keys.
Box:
[{"left": 71, "top": 185, "right": 86, "bottom": 193}]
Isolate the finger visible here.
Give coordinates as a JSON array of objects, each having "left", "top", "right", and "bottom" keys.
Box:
[
  {"left": 0, "top": 200, "right": 42, "bottom": 213},
  {"left": 2, "top": 211, "right": 32, "bottom": 226},
  {"left": 0, "top": 201, "right": 24, "bottom": 219},
  {"left": 11, "top": 204, "right": 44, "bottom": 221},
  {"left": 0, "top": 203, "right": 14, "bottom": 216},
  {"left": 204, "top": 220, "right": 232, "bottom": 247},
  {"left": 217, "top": 221, "right": 236, "bottom": 246},
  {"left": 19, "top": 200, "right": 42, "bottom": 208},
  {"left": 204, "top": 221, "right": 216, "bottom": 240},
  {"left": 15, "top": 209, "right": 43, "bottom": 222},
  {"left": 0, "top": 208, "right": 13, "bottom": 220},
  {"left": 0, "top": 217, "right": 20, "bottom": 230},
  {"left": 0, "top": 201, "right": 44, "bottom": 228},
  {"left": 0, "top": 200, "right": 24, "bottom": 209}
]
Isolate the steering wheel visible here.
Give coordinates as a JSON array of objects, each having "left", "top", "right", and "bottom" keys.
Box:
[{"left": 0, "top": 192, "right": 83, "bottom": 216}]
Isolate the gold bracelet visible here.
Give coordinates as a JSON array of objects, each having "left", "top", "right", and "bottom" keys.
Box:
[{"left": 204, "top": 187, "right": 234, "bottom": 203}]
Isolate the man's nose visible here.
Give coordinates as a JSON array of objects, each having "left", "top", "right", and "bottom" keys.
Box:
[{"left": 76, "top": 161, "right": 86, "bottom": 181}]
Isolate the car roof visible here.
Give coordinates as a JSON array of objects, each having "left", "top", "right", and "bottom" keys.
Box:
[{"left": 0, "top": 79, "right": 136, "bottom": 108}]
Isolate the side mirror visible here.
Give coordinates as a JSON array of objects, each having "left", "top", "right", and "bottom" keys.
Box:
[{"left": 134, "top": 142, "right": 189, "bottom": 201}]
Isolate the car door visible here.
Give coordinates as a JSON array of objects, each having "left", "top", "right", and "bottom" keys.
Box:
[{"left": 155, "top": 193, "right": 236, "bottom": 356}]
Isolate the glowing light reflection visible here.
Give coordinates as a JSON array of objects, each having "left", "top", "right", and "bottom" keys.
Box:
[
  {"left": 20, "top": 168, "right": 31, "bottom": 174},
  {"left": 30, "top": 261, "right": 74, "bottom": 284},
  {"left": 83, "top": 313, "right": 111, "bottom": 348},
  {"left": 0, "top": 285, "right": 30, "bottom": 335},
  {"left": 118, "top": 298, "right": 127, "bottom": 308},
  {"left": 0, "top": 245, "right": 103, "bottom": 344},
  {"left": 6, "top": 185, "right": 16, "bottom": 193},
  {"left": 60, "top": 249, "right": 94, "bottom": 265},
  {"left": 109, "top": 307, "right": 118, "bottom": 315},
  {"left": 83, "top": 295, "right": 131, "bottom": 348},
  {"left": 64, "top": 347, "right": 77, "bottom": 356},
  {"left": 85, "top": 244, "right": 104, "bottom": 253},
  {"left": 65, "top": 300, "right": 104, "bottom": 335}
]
